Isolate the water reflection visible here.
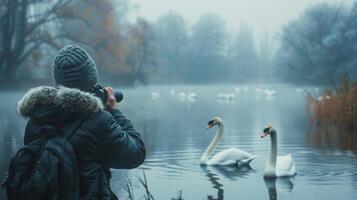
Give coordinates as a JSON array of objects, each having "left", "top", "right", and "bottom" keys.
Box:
[
  {"left": 201, "top": 165, "right": 256, "bottom": 199},
  {"left": 264, "top": 177, "right": 295, "bottom": 200},
  {"left": 209, "top": 165, "right": 254, "bottom": 180},
  {"left": 201, "top": 166, "right": 224, "bottom": 200},
  {"left": 264, "top": 178, "right": 277, "bottom": 200},
  {"left": 308, "top": 127, "right": 357, "bottom": 153},
  {"left": 1, "top": 84, "right": 357, "bottom": 200}
]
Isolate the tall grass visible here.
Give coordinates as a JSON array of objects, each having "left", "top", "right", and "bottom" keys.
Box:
[
  {"left": 125, "top": 171, "right": 185, "bottom": 200},
  {"left": 307, "top": 77, "right": 357, "bottom": 151},
  {"left": 125, "top": 171, "right": 224, "bottom": 199}
]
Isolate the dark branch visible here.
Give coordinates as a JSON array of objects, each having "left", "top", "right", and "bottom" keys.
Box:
[{"left": 26, "top": 0, "right": 72, "bottom": 35}]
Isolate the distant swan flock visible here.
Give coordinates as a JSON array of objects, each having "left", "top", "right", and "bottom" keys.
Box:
[{"left": 149, "top": 85, "right": 282, "bottom": 103}]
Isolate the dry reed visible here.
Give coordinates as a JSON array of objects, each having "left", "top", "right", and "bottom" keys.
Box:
[
  {"left": 125, "top": 171, "right": 185, "bottom": 200},
  {"left": 307, "top": 77, "right": 357, "bottom": 151}
]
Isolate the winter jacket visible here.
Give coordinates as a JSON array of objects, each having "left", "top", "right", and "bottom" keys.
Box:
[{"left": 17, "top": 86, "right": 146, "bottom": 199}]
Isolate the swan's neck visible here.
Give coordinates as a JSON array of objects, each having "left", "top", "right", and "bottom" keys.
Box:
[
  {"left": 200, "top": 123, "right": 224, "bottom": 164},
  {"left": 265, "top": 130, "right": 277, "bottom": 177}
]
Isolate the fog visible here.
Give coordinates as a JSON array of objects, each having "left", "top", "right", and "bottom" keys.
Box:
[
  {"left": 1, "top": 0, "right": 356, "bottom": 87},
  {"left": 2, "top": 0, "right": 357, "bottom": 199},
  {"left": 131, "top": 0, "right": 355, "bottom": 40}
]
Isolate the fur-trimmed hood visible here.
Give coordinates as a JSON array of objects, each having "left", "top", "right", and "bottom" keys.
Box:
[{"left": 18, "top": 86, "right": 104, "bottom": 118}]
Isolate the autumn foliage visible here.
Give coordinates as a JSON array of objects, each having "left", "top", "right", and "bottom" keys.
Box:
[
  {"left": 62, "top": 0, "right": 151, "bottom": 81},
  {"left": 307, "top": 77, "right": 357, "bottom": 151},
  {"left": 58, "top": 0, "right": 154, "bottom": 84},
  {"left": 0, "top": 0, "right": 155, "bottom": 86}
]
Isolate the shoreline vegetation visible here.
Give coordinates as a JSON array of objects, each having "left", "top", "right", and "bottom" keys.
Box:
[
  {"left": 126, "top": 171, "right": 184, "bottom": 200},
  {"left": 126, "top": 171, "right": 223, "bottom": 200},
  {"left": 307, "top": 77, "right": 357, "bottom": 151}
]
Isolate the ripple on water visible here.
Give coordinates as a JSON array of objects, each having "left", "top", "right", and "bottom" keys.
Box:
[{"left": 3, "top": 85, "right": 357, "bottom": 200}]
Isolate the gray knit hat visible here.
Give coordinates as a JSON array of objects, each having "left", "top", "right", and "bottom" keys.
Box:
[{"left": 53, "top": 44, "right": 98, "bottom": 91}]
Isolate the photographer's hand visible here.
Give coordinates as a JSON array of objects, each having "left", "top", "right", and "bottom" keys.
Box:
[{"left": 104, "top": 87, "right": 118, "bottom": 110}]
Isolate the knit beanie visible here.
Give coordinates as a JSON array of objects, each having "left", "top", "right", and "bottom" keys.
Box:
[{"left": 53, "top": 44, "right": 98, "bottom": 91}]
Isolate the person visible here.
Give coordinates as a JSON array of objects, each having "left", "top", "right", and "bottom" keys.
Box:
[{"left": 18, "top": 44, "right": 146, "bottom": 199}]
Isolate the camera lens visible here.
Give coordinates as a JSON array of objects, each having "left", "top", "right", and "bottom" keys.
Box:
[{"left": 114, "top": 91, "right": 123, "bottom": 102}]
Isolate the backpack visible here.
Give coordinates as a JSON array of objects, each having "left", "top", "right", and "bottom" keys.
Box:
[{"left": 3, "top": 118, "right": 85, "bottom": 200}]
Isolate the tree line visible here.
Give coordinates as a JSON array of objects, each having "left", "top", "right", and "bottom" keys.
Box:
[
  {"left": 152, "top": 12, "right": 270, "bottom": 84},
  {"left": 1, "top": 1, "right": 356, "bottom": 87},
  {"left": 0, "top": 0, "right": 154, "bottom": 86},
  {"left": 275, "top": 2, "right": 357, "bottom": 84}
]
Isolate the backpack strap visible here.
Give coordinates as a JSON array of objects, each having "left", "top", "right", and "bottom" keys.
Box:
[
  {"left": 61, "top": 115, "right": 107, "bottom": 200},
  {"left": 56, "top": 116, "right": 88, "bottom": 199},
  {"left": 62, "top": 116, "right": 88, "bottom": 140},
  {"left": 38, "top": 116, "right": 87, "bottom": 140}
]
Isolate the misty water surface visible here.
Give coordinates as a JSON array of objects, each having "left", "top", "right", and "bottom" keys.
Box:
[{"left": 1, "top": 84, "right": 357, "bottom": 200}]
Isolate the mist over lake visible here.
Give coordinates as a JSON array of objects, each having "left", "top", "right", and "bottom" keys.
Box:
[
  {"left": 1, "top": 0, "right": 357, "bottom": 199},
  {"left": 1, "top": 84, "right": 357, "bottom": 199}
]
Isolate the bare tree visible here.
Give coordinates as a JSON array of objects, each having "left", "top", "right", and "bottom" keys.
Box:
[
  {"left": 126, "top": 17, "right": 156, "bottom": 84},
  {"left": 230, "top": 23, "right": 259, "bottom": 81},
  {"left": 154, "top": 12, "right": 189, "bottom": 81},
  {"left": 188, "top": 14, "right": 227, "bottom": 82},
  {"left": 0, "top": 0, "right": 76, "bottom": 83}
]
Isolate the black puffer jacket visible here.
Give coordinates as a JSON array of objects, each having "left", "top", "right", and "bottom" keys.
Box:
[{"left": 18, "top": 86, "right": 146, "bottom": 199}]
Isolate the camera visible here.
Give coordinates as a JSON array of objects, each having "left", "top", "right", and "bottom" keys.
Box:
[{"left": 91, "top": 84, "right": 123, "bottom": 103}]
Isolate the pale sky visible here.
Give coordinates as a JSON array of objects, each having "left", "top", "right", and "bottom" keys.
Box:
[{"left": 129, "top": 0, "right": 355, "bottom": 38}]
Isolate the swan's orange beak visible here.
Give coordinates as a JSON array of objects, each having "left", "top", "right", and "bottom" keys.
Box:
[{"left": 261, "top": 132, "right": 269, "bottom": 138}]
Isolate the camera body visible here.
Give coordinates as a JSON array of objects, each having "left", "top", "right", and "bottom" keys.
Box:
[{"left": 91, "top": 84, "right": 123, "bottom": 103}]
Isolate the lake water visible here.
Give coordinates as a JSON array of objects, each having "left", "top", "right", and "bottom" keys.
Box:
[{"left": 1, "top": 84, "right": 357, "bottom": 200}]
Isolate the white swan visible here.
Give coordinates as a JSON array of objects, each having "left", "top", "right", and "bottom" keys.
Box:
[
  {"left": 170, "top": 89, "right": 175, "bottom": 97},
  {"left": 177, "top": 92, "right": 197, "bottom": 102},
  {"left": 177, "top": 92, "right": 186, "bottom": 101},
  {"left": 234, "top": 87, "right": 241, "bottom": 93},
  {"left": 217, "top": 93, "right": 235, "bottom": 104},
  {"left": 261, "top": 126, "right": 297, "bottom": 177},
  {"left": 150, "top": 91, "right": 160, "bottom": 100},
  {"left": 217, "top": 93, "right": 235, "bottom": 99},
  {"left": 187, "top": 92, "right": 197, "bottom": 102},
  {"left": 264, "top": 89, "right": 277, "bottom": 97},
  {"left": 254, "top": 88, "right": 263, "bottom": 93},
  {"left": 200, "top": 117, "right": 257, "bottom": 167}
]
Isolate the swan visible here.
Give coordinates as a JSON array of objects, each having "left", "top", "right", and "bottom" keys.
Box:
[
  {"left": 234, "top": 87, "right": 241, "bottom": 93},
  {"left": 187, "top": 92, "right": 197, "bottom": 102},
  {"left": 264, "top": 89, "right": 276, "bottom": 97},
  {"left": 200, "top": 117, "right": 257, "bottom": 167},
  {"left": 261, "top": 126, "right": 297, "bottom": 177},
  {"left": 254, "top": 88, "right": 262, "bottom": 93},
  {"left": 177, "top": 91, "right": 197, "bottom": 102},
  {"left": 295, "top": 88, "right": 303, "bottom": 93},
  {"left": 217, "top": 93, "right": 235, "bottom": 103},
  {"left": 150, "top": 91, "right": 160, "bottom": 100},
  {"left": 317, "top": 95, "right": 331, "bottom": 101},
  {"left": 177, "top": 92, "right": 186, "bottom": 101},
  {"left": 170, "top": 89, "right": 175, "bottom": 97}
]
